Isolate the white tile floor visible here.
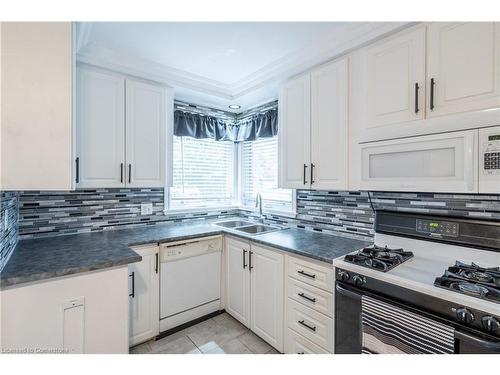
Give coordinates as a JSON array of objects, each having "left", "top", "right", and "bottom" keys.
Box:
[{"left": 130, "top": 313, "right": 280, "bottom": 354}]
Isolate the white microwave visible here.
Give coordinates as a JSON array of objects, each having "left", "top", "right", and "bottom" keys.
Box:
[{"left": 357, "top": 126, "right": 500, "bottom": 194}]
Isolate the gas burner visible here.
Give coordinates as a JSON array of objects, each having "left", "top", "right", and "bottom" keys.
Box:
[
  {"left": 344, "top": 244, "right": 414, "bottom": 272},
  {"left": 434, "top": 261, "right": 500, "bottom": 303},
  {"left": 456, "top": 282, "right": 490, "bottom": 296}
]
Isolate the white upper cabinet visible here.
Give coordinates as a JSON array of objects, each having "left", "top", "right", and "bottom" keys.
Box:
[
  {"left": 365, "top": 26, "right": 426, "bottom": 127},
  {"left": 279, "top": 59, "right": 349, "bottom": 190},
  {"left": 76, "top": 66, "right": 172, "bottom": 188},
  {"left": 1, "top": 22, "right": 75, "bottom": 190},
  {"left": 125, "top": 79, "right": 167, "bottom": 188},
  {"left": 76, "top": 68, "right": 125, "bottom": 188},
  {"left": 350, "top": 23, "right": 500, "bottom": 144},
  {"left": 426, "top": 22, "right": 500, "bottom": 117},
  {"left": 310, "top": 58, "right": 349, "bottom": 190},
  {"left": 279, "top": 75, "right": 311, "bottom": 189}
]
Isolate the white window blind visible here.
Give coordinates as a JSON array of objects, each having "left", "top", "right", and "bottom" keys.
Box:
[
  {"left": 240, "top": 137, "right": 293, "bottom": 212},
  {"left": 169, "top": 136, "right": 234, "bottom": 209}
]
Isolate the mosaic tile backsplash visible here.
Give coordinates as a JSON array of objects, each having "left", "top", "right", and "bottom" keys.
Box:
[
  {"left": 7, "top": 188, "right": 500, "bottom": 245},
  {"left": 0, "top": 191, "right": 19, "bottom": 271},
  {"left": 18, "top": 189, "right": 238, "bottom": 239}
]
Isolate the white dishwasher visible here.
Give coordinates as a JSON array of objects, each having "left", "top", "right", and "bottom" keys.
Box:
[{"left": 159, "top": 235, "right": 222, "bottom": 332}]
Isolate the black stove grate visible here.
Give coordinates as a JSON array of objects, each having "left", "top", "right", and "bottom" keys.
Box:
[
  {"left": 344, "top": 245, "right": 414, "bottom": 272},
  {"left": 434, "top": 261, "right": 500, "bottom": 303}
]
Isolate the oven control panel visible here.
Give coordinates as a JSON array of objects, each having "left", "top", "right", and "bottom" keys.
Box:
[
  {"left": 416, "top": 219, "right": 459, "bottom": 237},
  {"left": 482, "top": 133, "right": 500, "bottom": 175}
]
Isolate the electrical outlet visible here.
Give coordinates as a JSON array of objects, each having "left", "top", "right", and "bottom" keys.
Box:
[{"left": 140, "top": 203, "right": 153, "bottom": 216}]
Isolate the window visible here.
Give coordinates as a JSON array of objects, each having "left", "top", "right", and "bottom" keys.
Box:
[
  {"left": 240, "top": 137, "right": 294, "bottom": 213},
  {"left": 169, "top": 136, "right": 235, "bottom": 209}
]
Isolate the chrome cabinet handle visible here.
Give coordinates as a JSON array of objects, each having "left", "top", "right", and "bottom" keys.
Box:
[
  {"left": 128, "top": 164, "right": 132, "bottom": 184},
  {"left": 298, "top": 320, "right": 316, "bottom": 332},
  {"left": 297, "top": 270, "right": 316, "bottom": 279},
  {"left": 155, "top": 253, "right": 158, "bottom": 274},
  {"left": 303, "top": 164, "right": 308, "bottom": 185},
  {"left": 120, "top": 163, "right": 124, "bottom": 183},
  {"left": 249, "top": 251, "right": 253, "bottom": 271},
  {"left": 243, "top": 249, "right": 247, "bottom": 269},
  {"left": 310, "top": 163, "right": 315, "bottom": 185}
]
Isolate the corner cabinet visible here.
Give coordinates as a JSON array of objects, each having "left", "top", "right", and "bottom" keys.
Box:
[
  {"left": 224, "top": 237, "right": 284, "bottom": 352},
  {"left": 279, "top": 57, "right": 349, "bottom": 190},
  {"left": 129, "top": 245, "right": 160, "bottom": 347},
  {"left": 76, "top": 66, "right": 173, "bottom": 188}
]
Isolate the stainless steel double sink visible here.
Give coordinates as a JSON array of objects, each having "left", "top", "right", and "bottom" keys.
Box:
[{"left": 214, "top": 220, "right": 282, "bottom": 235}]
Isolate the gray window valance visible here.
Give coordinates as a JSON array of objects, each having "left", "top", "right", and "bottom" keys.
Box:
[{"left": 174, "top": 108, "right": 278, "bottom": 142}]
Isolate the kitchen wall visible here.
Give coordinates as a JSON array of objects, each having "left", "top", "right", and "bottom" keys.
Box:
[
  {"left": 0, "top": 191, "right": 19, "bottom": 271},
  {"left": 8, "top": 188, "right": 500, "bottom": 243}
]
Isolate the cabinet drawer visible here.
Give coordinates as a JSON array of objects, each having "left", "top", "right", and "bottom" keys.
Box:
[
  {"left": 285, "top": 328, "right": 330, "bottom": 354},
  {"left": 288, "top": 256, "right": 333, "bottom": 292},
  {"left": 287, "top": 277, "right": 333, "bottom": 317},
  {"left": 286, "top": 298, "right": 333, "bottom": 352}
]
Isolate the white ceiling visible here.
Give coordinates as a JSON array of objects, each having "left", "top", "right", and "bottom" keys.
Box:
[{"left": 76, "top": 22, "right": 411, "bottom": 112}]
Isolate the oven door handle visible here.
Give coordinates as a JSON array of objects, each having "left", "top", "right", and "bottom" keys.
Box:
[
  {"left": 335, "top": 283, "right": 362, "bottom": 299},
  {"left": 455, "top": 330, "right": 500, "bottom": 352}
]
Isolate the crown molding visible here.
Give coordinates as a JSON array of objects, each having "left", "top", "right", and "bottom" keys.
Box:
[{"left": 76, "top": 22, "right": 414, "bottom": 101}]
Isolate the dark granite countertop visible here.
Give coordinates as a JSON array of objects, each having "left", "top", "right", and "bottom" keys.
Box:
[{"left": 1, "top": 218, "right": 372, "bottom": 288}]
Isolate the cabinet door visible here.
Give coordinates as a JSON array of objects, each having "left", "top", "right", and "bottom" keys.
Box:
[
  {"left": 310, "top": 58, "right": 348, "bottom": 190},
  {"left": 125, "top": 79, "right": 167, "bottom": 187},
  {"left": 358, "top": 129, "right": 478, "bottom": 193},
  {"left": 225, "top": 238, "right": 250, "bottom": 327},
  {"left": 129, "top": 246, "right": 160, "bottom": 347},
  {"left": 427, "top": 22, "right": 500, "bottom": 117},
  {"left": 365, "top": 26, "right": 425, "bottom": 127},
  {"left": 250, "top": 244, "right": 284, "bottom": 352},
  {"left": 278, "top": 74, "right": 311, "bottom": 189},
  {"left": 76, "top": 67, "right": 125, "bottom": 188},
  {"left": 1, "top": 22, "right": 74, "bottom": 190}
]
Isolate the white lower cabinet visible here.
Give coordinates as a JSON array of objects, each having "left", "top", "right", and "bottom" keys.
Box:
[
  {"left": 285, "top": 255, "right": 334, "bottom": 354},
  {"left": 129, "top": 245, "right": 160, "bottom": 347},
  {"left": 225, "top": 237, "right": 251, "bottom": 327},
  {"left": 250, "top": 244, "right": 284, "bottom": 352},
  {"left": 224, "top": 237, "right": 284, "bottom": 352},
  {"left": 285, "top": 328, "right": 329, "bottom": 354},
  {"left": 0, "top": 267, "right": 130, "bottom": 353}
]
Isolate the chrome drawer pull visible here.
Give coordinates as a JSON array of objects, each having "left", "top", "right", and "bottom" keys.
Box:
[
  {"left": 297, "top": 270, "right": 316, "bottom": 279},
  {"left": 298, "top": 292, "right": 316, "bottom": 303},
  {"left": 298, "top": 320, "right": 316, "bottom": 332}
]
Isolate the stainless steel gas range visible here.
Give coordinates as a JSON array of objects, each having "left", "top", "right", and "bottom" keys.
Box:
[{"left": 332, "top": 211, "right": 500, "bottom": 354}]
